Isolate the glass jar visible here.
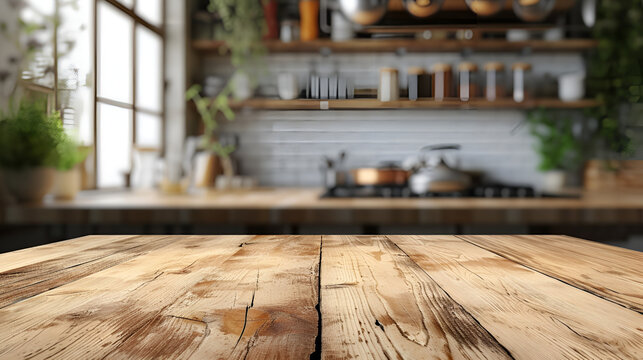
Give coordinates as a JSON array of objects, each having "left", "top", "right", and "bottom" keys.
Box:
[
  {"left": 407, "top": 67, "right": 431, "bottom": 101},
  {"left": 431, "top": 63, "right": 453, "bottom": 101},
  {"left": 484, "top": 61, "right": 507, "bottom": 101},
  {"left": 457, "top": 62, "right": 479, "bottom": 101},
  {"left": 379, "top": 68, "right": 399, "bottom": 102},
  {"left": 512, "top": 62, "right": 533, "bottom": 103}
]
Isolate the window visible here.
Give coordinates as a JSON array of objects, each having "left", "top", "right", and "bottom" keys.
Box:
[{"left": 94, "top": 0, "right": 164, "bottom": 188}]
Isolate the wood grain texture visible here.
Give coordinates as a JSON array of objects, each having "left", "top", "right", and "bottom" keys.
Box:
[
  {"left": 391, "top": 235, "right": 643, "bottom": 360},
  {"left": 321, "top": 235, "right": 511, "bottom": 359},
  {"left": 0, "top": 235, "right": 642, "bottom": 359},
  {"left": 459, "top": 235, "right": 643, "bottom": 312},
  {"left": 4, "top": 188, "right": 643, "bottom": 227},
  {"left": 0, "top": 235, "right": 177, "bottom": 309},
  {"left": 0, "top": 235, "right": 320, "bottom": 360}
]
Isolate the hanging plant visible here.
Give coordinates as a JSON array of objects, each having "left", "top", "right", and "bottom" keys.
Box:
[
  {"left": 186, "top": 0, "right": 267, "bottom": 177},
  {"left": 585, "top": 0, "right": 643, "bottom": 156}
]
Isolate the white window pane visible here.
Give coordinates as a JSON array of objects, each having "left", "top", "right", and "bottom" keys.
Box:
[
  {"left": 98, "top": 2, "right": 132, "bottom": 103},
  {"left": 136, "top": 112, "right": 162, "bottom": 148},
  {"left": 118, "top": 0, "right": 134, "bottom": 8},
  {"left": 136, "top": 26, "right": 162, "bottom": 112},
  {"left": 98, "top": 103, "right": 132, "bottom": 188},
  {"left": 136, "top": 0, "right": 163, "bottom": 27}
]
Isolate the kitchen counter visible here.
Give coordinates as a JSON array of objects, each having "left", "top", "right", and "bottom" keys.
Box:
[
  {"left": 0, "top": 235, "right": 641, "bottom": 358},
  {"left": 2, "top": 188, "right": 643, "bottom": 226}
]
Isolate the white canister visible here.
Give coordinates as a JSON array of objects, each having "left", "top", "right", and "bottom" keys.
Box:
[
  {"left": 558, "top": 72, "right": 585, "bottom": 102},
  {"left": 331, "top": 11, "right": 354, "bottom": 42},
  {"left": 278, "top": 73, "right": 299, "bottom": 100},
  {"left": 231, "top": 72, "right": 253, "bottom": 100},
  {"left": 378, "top": 68, "right": 399, "bottom": 102}
]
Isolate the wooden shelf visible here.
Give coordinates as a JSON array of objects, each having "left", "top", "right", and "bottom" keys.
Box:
[
  {"left": 193, "top": 39, "right": 598, "bottom": 54},
  {"left": 228, "top": 98, "right": 600, "bottom": 111}
]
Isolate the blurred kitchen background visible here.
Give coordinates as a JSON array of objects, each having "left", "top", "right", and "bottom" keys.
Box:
[{"left": 0, "top": 0, "right": 642, "bottom": 252}]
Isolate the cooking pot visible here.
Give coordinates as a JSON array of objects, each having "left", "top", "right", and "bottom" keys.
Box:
[
  {"left": 338, "top": 0, "right": 389, "bottom": 25},
  {"left": 352, "top": 162, "right": 408, "bottom": 186},
  {"left": 409, "top": 144, "right": 472, "bottom": 194}
]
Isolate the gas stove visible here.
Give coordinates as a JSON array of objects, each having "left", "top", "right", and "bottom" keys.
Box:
[{"left": 321, "top": 184, "right": 562, "bottom": 199}]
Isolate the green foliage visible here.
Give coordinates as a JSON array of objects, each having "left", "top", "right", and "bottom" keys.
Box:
[
  {"left": 186, "top": 0, "right": 268, "bottom": 159},
  {"left": 586, "top": 0, "right": 643, "bottom": 155},
  {"left": 55, "top": 135, "right": 88, "bottom": 171},
  {"left": 186, "top": 84, "right": 235, "bottom": 158},
  {"left": 0, "top": 100, "right": 64, "bottom": 169},
  {"left": 208, "top": 0, "right": 267, "bottom": 69},
  {"left": 527, "top": 108, "right": 581, "bottom": 171}
]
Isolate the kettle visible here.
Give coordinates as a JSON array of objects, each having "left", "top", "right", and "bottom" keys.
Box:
[{"left": 409, "top": 144, "right": 472, "bottom": 194}]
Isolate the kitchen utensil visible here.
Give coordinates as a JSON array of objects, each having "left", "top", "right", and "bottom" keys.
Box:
[
  {"left": 409, "top": 144, "right": 472, "bottom": 194},
  {"left": 407, "top": 67, "right": 431, "bottom": 101},
  {"left": 331, "top": 10, "right": 354, "bottom": 41},
  {"left": 278, "top": 73, "right": 299, "bottom": 100},
  {"left": 404, "top": 0, "right": 445, "bottom": 18},
  {"left": 338, "top": 0, "right": 389, "bottom": 25},
  {"left": 512, "top": 0, "right": 555, "bottom": 22},
  {"left": 280, "top": 20, "right": 300, "bottom": 42},
  {"left": 582, "top": 0, "right": 596, "bottom": 27},
  {"left": 457, "top": 62, "right": 479, "bottom": 102},
  {"left": 484, "top": 62, "right": 506, "bottom": 101},
  {"left": 378, "top": 67, "right": 399, "bottom": 102},
  {"left": 465, "top": 0, "right": 506, "bottom": 16},
  {"left": 352, "top": 163, "right": 409, "bottom": 186},
  {"left": 558, "top": 72, "right": 585, "bottom": 102},
  {"left": 300, "top": 0, "right": 320, "bottom": 41},
  {"left": 511, "top": 62, "right": 532, "bottom": 103},
  {"left": 432, "top": 63, "right": 453, "bottom": 101}
]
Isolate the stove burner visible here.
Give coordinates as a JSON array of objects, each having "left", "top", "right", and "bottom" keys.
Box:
[{"left": 322, "top": 184, "right": 546, "bottom": 199}]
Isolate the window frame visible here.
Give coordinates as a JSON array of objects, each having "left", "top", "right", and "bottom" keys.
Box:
[{"left": 92, "top": 0, "right": 166, "bottom": 189}]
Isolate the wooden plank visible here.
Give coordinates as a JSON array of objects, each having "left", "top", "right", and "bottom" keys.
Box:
[
  {"left": 193, "top": 39, "right": 598, "bottom": 54},
  {"left": 0, "top": 235, "right": 320, "bottom": 360},
  {"left": 320, "top": 235, "right": 512, "bottom": 359},
  {"left": 0, "top": 235, "right": 178, "bottom": 309},
  {"left": 458, "top": 235, "right": 643, "bottom": 313},
  {"left": 0, "top": 235, "right": 134, "bottom": 272},
  {"left": 391, "top": 235, "right": 643, "bottom": 360}
]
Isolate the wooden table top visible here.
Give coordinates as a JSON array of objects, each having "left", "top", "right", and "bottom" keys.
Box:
[
  {"left": 1, "top": 235, "right": 641, "bottom": 359},
  {"left": 3, "top": 188, "right": 643, "bottom": 225}
]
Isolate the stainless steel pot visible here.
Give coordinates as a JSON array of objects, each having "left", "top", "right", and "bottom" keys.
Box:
[
  {"left": 409, "top": 144, "right": 472, "bottom": 194},
  {"left": 338, "top": 0, "right": 389, "bottom": 25}
]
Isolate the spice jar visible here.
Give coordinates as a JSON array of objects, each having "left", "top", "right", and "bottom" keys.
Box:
[
  {"left": 432, "top": 63, "right": 453, "bottom": 101},
  {"left": 512, "top": 62, "right": 532, "bottom": 103},
  {"left": 379, "top": 68, "right": 399, "bottom": 102},
  {"left": 407, "top": 67, "right": 431, "bottom": 101},
  {"left": 457, "top": 62, "right": 479, "bottom": 101},
  {"left": 484, "top": 62, "right": 507, "bottom": 101},
  {"left": 299, "top": 0, "right": 319, "bottom": 41}
]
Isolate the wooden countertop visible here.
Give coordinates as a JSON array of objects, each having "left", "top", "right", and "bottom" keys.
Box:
[
  {"left": 2, "top": 188, "right": 643, "bottom": 225},
  {"left": 1, "top": 235, "right": 641, "bottom": 359}
]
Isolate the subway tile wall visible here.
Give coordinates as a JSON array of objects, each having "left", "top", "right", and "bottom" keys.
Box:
[{"left": 199, "top": 52, "right": 585, "bottom": 187}]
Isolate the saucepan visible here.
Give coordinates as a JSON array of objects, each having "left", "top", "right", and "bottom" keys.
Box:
[{"left": 351, "top": 162, "right": 409, "bottom": 186}]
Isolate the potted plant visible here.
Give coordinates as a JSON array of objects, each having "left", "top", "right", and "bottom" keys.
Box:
[
  {"left": 184, "top": 0, "right": 267, "bottom": 189},
  {"left": 527, "top": 108, "right": 581, "bottom": 193},
  {"left": 51, "top": 135, "right": 89, "bottom": 200},
  {"left": 0, "top": 100, "right": 65, "bottom": 202}
]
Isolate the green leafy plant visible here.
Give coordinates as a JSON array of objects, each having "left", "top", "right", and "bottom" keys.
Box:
[
  {"left": 55, "top": 135, "right": 89, "bottom": 171},
  {"left": 586, "top": 0, "right": 642, "bottom": 155},
  {"left": 186, "top": 0, "right": 267, "bottom": 177},
  {"left": 0, "top": 100, "right": 65, "bottom": 169},
  {"left": 527, "top": 108, "right": 581, "bottom": 171}
]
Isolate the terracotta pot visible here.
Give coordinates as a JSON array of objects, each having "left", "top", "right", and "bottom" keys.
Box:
[
  {"left": 1, "top": 167, "right": 55, "bottom": 203},
  {"left": 52, "top": 168, "right": 81, "bottom": 200}
]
